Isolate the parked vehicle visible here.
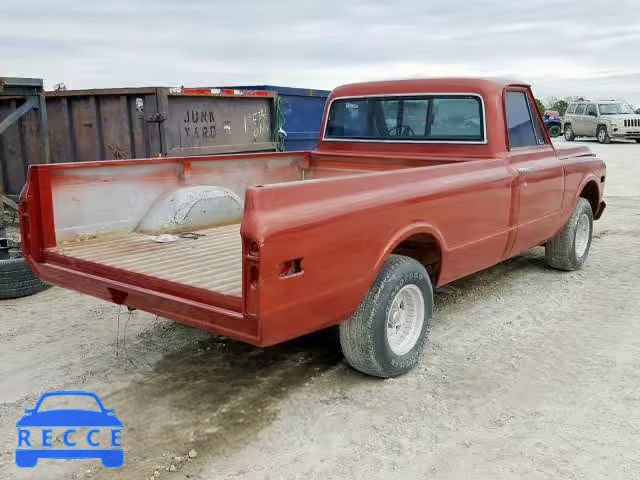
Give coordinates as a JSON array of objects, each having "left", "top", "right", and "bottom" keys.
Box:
[
  {"left": 563, "top": 100, "right": 640, "bottom": 143},
  {"left": 20, "top": 78, "right": 606, "bottom": 377},
  {"left": 543, "top": 110, "right": 562, "bottom": 137}
]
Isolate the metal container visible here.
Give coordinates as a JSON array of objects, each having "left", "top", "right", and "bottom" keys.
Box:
[
  {"left": 221, "top": 86, "right": 330, "bottom": 151},
  {"left": 0, "top": 86, "right": 277, "bottom": 196},
  {"left": 0, "top": 77, "right": 49, "bottom": 200}
]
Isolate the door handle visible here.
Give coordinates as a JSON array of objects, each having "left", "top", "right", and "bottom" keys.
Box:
[{"left": 517, "top": 167, "right": 532, "bottom": 174}]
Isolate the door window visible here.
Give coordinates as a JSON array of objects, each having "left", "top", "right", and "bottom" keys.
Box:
[
  {"left": 586, "top": 104, "right": 597, "bottom": 117},
  {"left": 566, "top": 103, "right": 577, "bottom": 114},
  {"left": 575, "top": 104, "right": 586, "bottom": 115},
  {"left": 506, "top": 91, "right": 545, "bottom": 148}
]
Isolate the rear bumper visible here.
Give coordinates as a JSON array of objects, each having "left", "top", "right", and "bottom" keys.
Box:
[{"left": 27, "top": 260, "right": 262, "bottom": 345}]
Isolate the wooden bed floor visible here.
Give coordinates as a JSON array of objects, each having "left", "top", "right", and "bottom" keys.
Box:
[{"left": 53, "top": 224, "right": 243, "bottom": 296}]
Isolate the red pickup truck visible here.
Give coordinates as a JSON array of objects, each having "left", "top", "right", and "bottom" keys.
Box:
[{"left": 20, "top": 78, "right": 606, "bottom": 377}]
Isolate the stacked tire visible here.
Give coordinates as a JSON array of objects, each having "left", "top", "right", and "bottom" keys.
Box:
[{"left": 0, "top": 255, "right": 49, "bottom": 299}]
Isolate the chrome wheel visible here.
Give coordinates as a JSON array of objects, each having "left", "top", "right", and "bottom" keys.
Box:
[
  {"left": 386, "top": 284, "right": 425, "bottom": 356},
  {"left": 574, "top": 213, "right": 590, "bottom": 258}
]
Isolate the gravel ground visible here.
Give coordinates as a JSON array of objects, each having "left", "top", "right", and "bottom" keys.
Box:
[{"left": 1, "top": 139, "right": 639, "bottom": 480}]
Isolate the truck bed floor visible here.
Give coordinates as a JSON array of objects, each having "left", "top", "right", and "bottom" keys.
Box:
[{"left": 53, "top": 224, "right": 243, "bottom": 297}]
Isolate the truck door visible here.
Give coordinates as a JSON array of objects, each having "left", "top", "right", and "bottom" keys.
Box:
[{"left": 505, "top": 89, "right": 565, "bottom": 255}]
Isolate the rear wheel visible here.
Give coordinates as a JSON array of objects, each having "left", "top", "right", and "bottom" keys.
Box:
[
  {"left": 339, "top": 254, "right": 433, "bottom": 378},
  {"left": 546, "top": 198, "right": 593, "bottom": 271},
  {"left": 564, "top": 124, "right": 576, "bottom": 141},
  {"left": 597, "top": 125, "right": 611, "bottom": 144}
]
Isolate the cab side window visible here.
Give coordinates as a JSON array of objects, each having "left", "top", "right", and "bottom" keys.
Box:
[
  {"left": 575, "top": 104, "right": 586, "bottom": 115},
  {"left": 506, "top": 91, "right": 546, "bottom": 148},
  {"left": 586, "top": 104, "right": 598, "bottom": 117}
]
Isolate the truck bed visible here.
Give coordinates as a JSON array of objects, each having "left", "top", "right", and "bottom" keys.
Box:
[
  {"left": 20, "top": 150, "right": 454, "bottom": 345},
  {"left": 53, "top": 224, "right": 242, "bottom": 296}
]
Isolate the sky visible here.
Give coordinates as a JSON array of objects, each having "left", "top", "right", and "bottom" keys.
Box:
[{"left": 3, "top": 0, "right": 640, "bottom": 106}]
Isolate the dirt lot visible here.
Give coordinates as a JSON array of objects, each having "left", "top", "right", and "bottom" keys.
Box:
[{"left": 1, "top": 139, "right": 639, "bottom": 480}]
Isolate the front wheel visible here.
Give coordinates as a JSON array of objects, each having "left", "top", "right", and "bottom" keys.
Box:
[
  {"left": 564, "top": 124, "right": 576, "bottom": 141},
  {"left": 339, "top": 255, "right": 433, "bottom": 378},
  {"left": 546, "top": 198, "right": 593, "bottom": 271},
  {"left": 597, "top": 125, "right": 611, "bottom": 144}
]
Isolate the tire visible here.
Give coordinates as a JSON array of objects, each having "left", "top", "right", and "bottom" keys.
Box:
[
  {"left": 0, "top": 257, "right": 49, "bottom": 299},
  {"left": 545, "top": 198, "right": 593, "bottom": 271},
  {"left": 597, "top": 125, "right": 611, "bottom": 144},
  {"left": 564, "top": 124, "right": 575, "bottom": 141},
  {"left": 548, "top": 125, "right": 561, "bottom": 137},
  {"left": 339, "top": 254, "right": 433, "bottom": 378}
]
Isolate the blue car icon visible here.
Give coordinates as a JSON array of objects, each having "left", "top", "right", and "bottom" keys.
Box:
[{"left": 16, "top": 391, "right": 123, "bottom": 468}]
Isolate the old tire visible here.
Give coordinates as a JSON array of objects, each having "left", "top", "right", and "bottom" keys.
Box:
[
  {"left": 548, "top": 125, "right": 561, "bottom": 137},
  {"left": 545, "top": 198, "right": 593, "bottom": 271},
  {"left": 0, "top": 257, "right": 49, "bottom": 299},
  {"left": 339, "top": 254, "right": 433, "bottom": 378},
  {"left": 597, "top": 125, "right": 611, "bottom": 144},
  {"left": 564, "top": 124, "right": 576, "bottom": 141}
]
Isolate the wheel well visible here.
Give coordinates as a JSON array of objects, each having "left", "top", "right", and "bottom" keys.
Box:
[
  {"left": 579, "top": 181, "right": 599, "bottom": 214},
  {"left": 391, "top": 233, "right": 441, "bottom": 284}
]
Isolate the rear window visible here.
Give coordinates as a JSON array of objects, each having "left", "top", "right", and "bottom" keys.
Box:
[
  {"left": 566, "top": 104, "right": 577, "bottom": 114},
  {"left": 575, "top": 104, "right": 586, "bottom": 115},
  {"left": 325, "top": 95, "right": 484, "bottom": 142}
]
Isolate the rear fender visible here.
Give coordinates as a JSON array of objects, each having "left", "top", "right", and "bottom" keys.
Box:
[{"left": 372, "top": 223, "right": 447, "bottom": 287}]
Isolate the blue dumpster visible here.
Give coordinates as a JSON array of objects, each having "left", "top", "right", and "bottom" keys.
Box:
[{"left": 221, "top": 86, "right": 330, "bottom": 151}]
